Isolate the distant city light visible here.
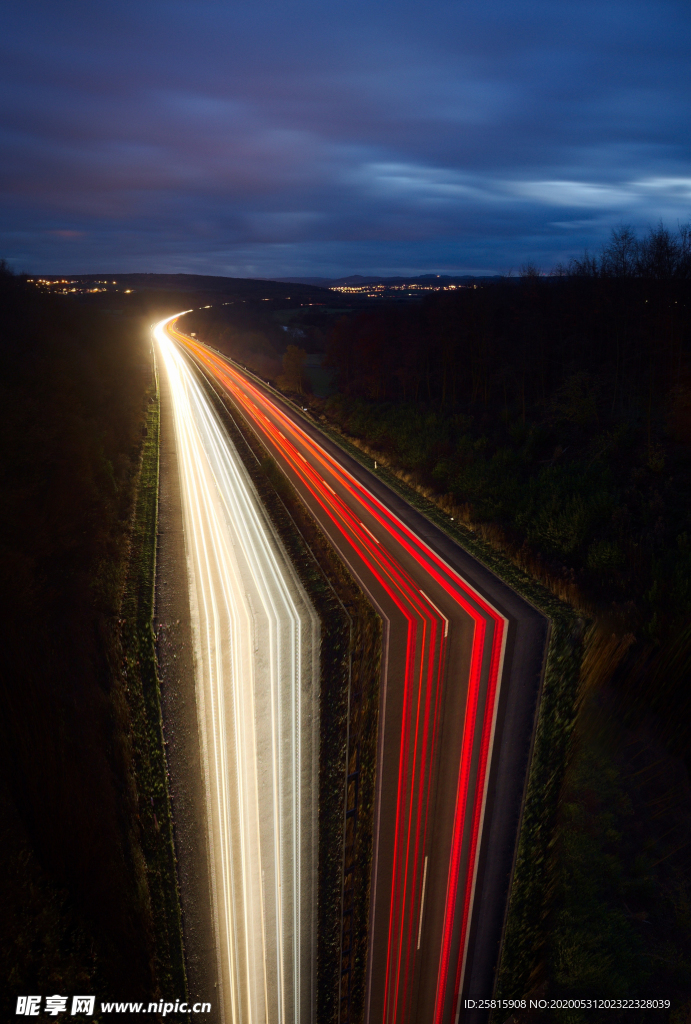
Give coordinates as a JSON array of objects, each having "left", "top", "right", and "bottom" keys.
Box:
[{"left": 329, "top": 283, "right": 463, "bottom": 295}]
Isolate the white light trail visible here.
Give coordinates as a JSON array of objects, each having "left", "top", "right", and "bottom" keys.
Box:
[{"left": 155, "top": 315, "right": 319, "bottom": 1024}]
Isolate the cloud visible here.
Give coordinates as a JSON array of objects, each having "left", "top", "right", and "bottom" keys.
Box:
[
  {"left": 0, "top": 0, "right": 690, "bottom": 274},
  {"left": 508, "top": 180, "right": 634, "bottom": 207}
]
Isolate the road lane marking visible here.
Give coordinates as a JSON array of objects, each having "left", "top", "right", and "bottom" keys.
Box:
[
  {"left": 359, "top": 521, "right": 381, "bottom": 545},
  {"left": 418, "top": 589, "right": 450, "bottom": 638},
  {"left": 417, "top": 856, "right": 429, "bottom": 950}
]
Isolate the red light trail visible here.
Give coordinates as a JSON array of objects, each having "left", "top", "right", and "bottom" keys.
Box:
[{"left": 166, "top": 320, "right": 527, "bottom": 1024}]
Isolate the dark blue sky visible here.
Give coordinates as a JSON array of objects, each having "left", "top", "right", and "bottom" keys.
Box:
[{"left": 2, "top": 0, "right": 690, "bottom": 278}]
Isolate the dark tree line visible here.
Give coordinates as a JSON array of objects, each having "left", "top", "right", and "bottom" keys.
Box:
[
  {"left": 322, "top": 225, "right": 691, "bottom": 1008},
  {"left": 0, "top": 267, "right": 157, "bottom": 1009},
  {"left": 327, "top": 224, "right": 691, "bottom": 420},
  {"left": 324, "top": 224, "right": 691, "bottom": 709}
]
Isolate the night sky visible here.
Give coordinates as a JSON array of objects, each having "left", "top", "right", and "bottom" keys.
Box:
[{"left": 1, "top": 0, "right": 690, "bottom": 278}]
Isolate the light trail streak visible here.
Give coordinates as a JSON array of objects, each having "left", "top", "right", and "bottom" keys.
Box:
[
  {"left": 168, "top": 323, "right": 507, "bottom": 1019},
  {"left": 166, "top": 321, "right": 510, "bottom": 1023},
  {"left": 155, "top": 316, "right": 318, "bottom": 1024}
]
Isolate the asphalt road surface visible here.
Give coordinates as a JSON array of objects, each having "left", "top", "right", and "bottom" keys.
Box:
[
  {"left": 167, "top": 318, "right": 548, "bottom": 1024},
  {"left": 156, "top": 317, "right": 319, "bottom": 1024}
]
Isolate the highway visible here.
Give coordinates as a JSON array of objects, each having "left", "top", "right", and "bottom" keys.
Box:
[
  {"left": 164, "top": 315, "right": 548, "bottom": 1024},
  {"left": 155, "top": 316, "right": 319, "bottom": 1024}
]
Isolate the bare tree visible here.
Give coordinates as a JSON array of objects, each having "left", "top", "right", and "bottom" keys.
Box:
[{"left": 600, "top": 225, "right": 637, "bottom": 277}]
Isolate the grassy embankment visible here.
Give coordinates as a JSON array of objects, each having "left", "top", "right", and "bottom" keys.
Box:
[
  {"left": 188, "top": 358, "right": 381, "bottom": 1024},
  {"left": 0, "top": 270, "right": 185, "bottom": 1018},
  {"left": 119, "top": 366, "right": 187, "bottom": 1001}
]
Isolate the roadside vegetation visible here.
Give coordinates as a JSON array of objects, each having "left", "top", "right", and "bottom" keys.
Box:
[
  {"left": 304, "top": 226, "right": 691, "bottom": 1017},
  {"left": 182, "top": 292, "right": 347, "bottom": 390},
  {"left": 189, "top": 362, "right": 382, "bottom": 1024},
  {"left": 119, "top": 374, "right": 186, "bottom": 999},
  {"left": 0, "top": 267, "right": 184, "bottom": 1017},
  {"left": 181, "top": 290, "right": 331, "bottom": 383}
]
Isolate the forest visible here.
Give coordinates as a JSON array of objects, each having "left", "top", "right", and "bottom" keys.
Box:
[
  {"left": 0, "top": 267, "right": 168, "bottom": 1014},
  {"left": 325, "top": 226, "right": 691, "bottom": 673},
  {"left": 320, "top": 226, "right": 691, "bottom": 1012}
]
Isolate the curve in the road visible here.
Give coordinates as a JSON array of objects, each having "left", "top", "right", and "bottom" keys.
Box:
[
  {"left": 156, "top": 318, "right": 319, "bottom": 1024},
  {"left": 167, "top": 318, "right": 548, "bottom": 1024}
]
